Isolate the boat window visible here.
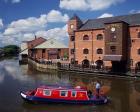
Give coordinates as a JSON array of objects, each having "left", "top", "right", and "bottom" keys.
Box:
[
  {"left": 71, "top": 91, "right": 77, "bottom": 97},
  {"left": 60, "top": 91, "right": 68, "bottom": 97},
  {"left": 43, "top": 90, "right": 51, "bottom": 96}
]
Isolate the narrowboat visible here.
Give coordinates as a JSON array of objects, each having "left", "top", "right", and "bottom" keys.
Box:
[{"left": 20, "top": 85, "right": 108, "bottom": 105}]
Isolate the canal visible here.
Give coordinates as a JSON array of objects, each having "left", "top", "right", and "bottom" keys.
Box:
[{"left": 0, "top": 58, "right": 140, "bottom": 112}]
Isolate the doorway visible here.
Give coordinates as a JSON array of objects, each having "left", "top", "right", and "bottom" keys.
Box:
[{"left": 82, "top": 59, "right": 90, "bottom": 68}]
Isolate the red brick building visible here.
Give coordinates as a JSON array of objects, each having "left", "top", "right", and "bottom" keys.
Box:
[
  {"left": 28, "top": 37, "right": 46, "bottom": 57},
  {"left": 20, "top": 37, "right": 46, "bottom": 60},
  {"left": 29, "top": 38, "right": 69, "bottom": 62},
  {"left": 68, "top": 13, "right": 140, "bottom": 72}
]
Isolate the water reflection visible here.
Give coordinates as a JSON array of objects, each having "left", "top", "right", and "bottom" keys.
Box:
[{"left": 0, "top": 59, "right": 140, "bottom": 112}]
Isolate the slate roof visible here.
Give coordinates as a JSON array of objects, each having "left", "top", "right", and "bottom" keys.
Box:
[
  {"left": 79, "top": 13, "right": 140, "bottom": 30},
  {"left": 35, "top": 38, "right": 68, "bottom": 49}
]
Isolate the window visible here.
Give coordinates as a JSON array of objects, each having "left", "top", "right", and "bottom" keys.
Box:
[
  {"left": 138, "top": 49, "right": 140, "bottom": 55},
  {"left": 138, "top": 32, "right": 140, "bottom": 38},
  {"left": 83, "top": 35, "right": 89, "bottom": 40},
  {"left": 83, "top": 48, "right": 89, "bottom": 54},
  {"left": 71, "top": 91, "right": 77, "bottom": 97},
  {"left": 60, "top": 91, "right": 68, "bottom": 97},
  {"left": 43, "top": 90, "right": 51, "bottom": 96},
  {"left": 42, "top": 49, "right": 45, "bottom": 53},
  {"left": 70, "top": 36, "right": 75, "bottom": 41},
  {"left": 71, "top": 49, "right": 75, "bottom": 54},
  {"left": 97, "top": 48, "right": 103, "bottom": 54},
  {"left": 97, "top": 34, "right": 103, "bottom": 40},
  {"left": 110, "top": 46, "right": 116, "bottom": 54}
]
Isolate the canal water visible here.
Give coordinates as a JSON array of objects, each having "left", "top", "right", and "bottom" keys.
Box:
[{"left": 0, "top": 59, "right": 140, "bottom": 112}]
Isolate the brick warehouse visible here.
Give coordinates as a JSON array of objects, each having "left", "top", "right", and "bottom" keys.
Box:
[{"left": 68, "top": 13, "right": 140, "bottom": 72}]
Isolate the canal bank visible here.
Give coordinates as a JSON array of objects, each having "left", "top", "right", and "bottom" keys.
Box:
[
  {"left": 28, "top": 58, "right": 58, "bottom": 72},
  {"left": 28, "top": 58, "right": 140, "bottom": 79}
]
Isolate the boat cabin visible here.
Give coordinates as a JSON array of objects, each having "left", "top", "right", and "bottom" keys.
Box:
[{"left": 29, "top": 86, "right": 91, "bottom": 100}]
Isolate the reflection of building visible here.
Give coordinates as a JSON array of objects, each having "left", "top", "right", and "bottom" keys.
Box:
[
  {"left": 68, "top": 13, "right": 140, "bottom": 72},
  {"left": 28, "top": 38, "right": 69, "bottom": 62},
  {"left": 129, "top": 86, "right": 140, "bottom": 112}
]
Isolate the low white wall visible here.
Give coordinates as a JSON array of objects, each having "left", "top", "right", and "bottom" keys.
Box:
[{"left": 28, "top": 59, "right": 58, "bottom": 72}]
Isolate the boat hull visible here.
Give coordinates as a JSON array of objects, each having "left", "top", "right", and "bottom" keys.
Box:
[{"left": 20, "top": 92, "right": 108, "bottom": 105}]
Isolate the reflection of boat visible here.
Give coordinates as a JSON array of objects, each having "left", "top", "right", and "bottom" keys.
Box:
[{"left": 20, "top": 85, "right": 108, "bottom": 105}]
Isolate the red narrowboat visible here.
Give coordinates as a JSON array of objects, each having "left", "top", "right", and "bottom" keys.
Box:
[{"left": 20, "top": 85, "right": 108, "bottom": 105}]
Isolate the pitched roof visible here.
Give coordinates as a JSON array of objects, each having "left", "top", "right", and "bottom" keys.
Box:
[
  {"left": 35, "top": 38, "right": 68, "bottom": 49},
  {"left": 20, "top": 49, "right": 28, "bottom": 55},
  {"left": 27, "top": 37, "right": 46, "bottom": 49},
  {"left": 79, "top": 13, "right": 140, "bottom": 30},
  {"left": 70, "top": 14, "right": 82, "bottom": 21}
]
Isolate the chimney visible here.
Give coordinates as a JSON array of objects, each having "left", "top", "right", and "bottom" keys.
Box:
[{"left": 35, "top": 35, "right": 37, "bottom": 39}]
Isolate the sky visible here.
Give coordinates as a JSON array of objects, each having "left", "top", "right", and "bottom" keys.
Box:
[{"left": 0, "top": 0, "right": 140, "bottom": 47}]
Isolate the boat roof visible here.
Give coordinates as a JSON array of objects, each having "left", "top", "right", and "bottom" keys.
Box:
[{"left": 38, "top": 85, "right": 87, "bottom": 91}]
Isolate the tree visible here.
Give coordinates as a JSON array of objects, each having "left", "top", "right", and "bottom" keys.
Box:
[{"left": 3, "top": 45, "right": 19, "bottom": 56}]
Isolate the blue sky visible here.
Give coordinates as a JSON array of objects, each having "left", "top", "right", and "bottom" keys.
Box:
[{"left": 0, "top": 0, "right": 140, "bottom": 47}]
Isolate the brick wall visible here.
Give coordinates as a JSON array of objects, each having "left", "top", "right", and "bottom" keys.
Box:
[{"left": 129, "top": 26, "right": 140, "bottom": 68}]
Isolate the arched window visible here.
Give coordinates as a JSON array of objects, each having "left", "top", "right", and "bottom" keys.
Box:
[
  {"left": 97, "top": 48, "right": 103, "bottom": 54},
  {"left": 138, "top": 49, "right": 140, "bottom": 55},
  {"left": 97, "top": 34, "right": 103, "bottom": 40},
  {"left": 138, "top": 32, "right": 140, "bottom": 38},
  {"left": 83, "top": 48, "right": 89, "bottom": 54},
  {"left": 83, "top": 35, "right": 89, "bottom": 40}
]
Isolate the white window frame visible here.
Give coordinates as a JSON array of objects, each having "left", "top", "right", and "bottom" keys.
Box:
[
  {"left": 71, "top": 91, "right": 77, "bottom": 97},
  {"left": 60, "top": 90, "right": 68, "bottom": 97},
  {"left": 43, "top": 89, "right": 52, "bottom": 96}
]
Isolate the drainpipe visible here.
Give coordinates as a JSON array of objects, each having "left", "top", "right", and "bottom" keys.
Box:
[
  {"left": 73, "top": 31, "right": 76, "bottom": 65},
  {"left": 91, "top": 31, "right": 93, "bottom": 64}
]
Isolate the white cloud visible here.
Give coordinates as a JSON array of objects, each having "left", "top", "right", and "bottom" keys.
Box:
[
  {"left": 3, "top": 0, "right": 22, "bottom": 3},
  {"left": 12, "top": 0, "right": 21, "bottom": 3},
  {"left": 1, "top": 25, "right": 68, "bottom": 46},
  {"left": 98, "top": 13, "right": 114, "bottom": 18},
  {"left": 129, "top": 9, "right": 140, "bottom": 14},
  {"left": 47, "top": 10, "right": 69, "bottom": 22},
  {"left": 4, "top": 14, "right": 48, "bottom": 35},
  {"left": 3, "top": 10, "right": 69, "bottom": 36},
  {"left": 1, "top": 10, "right": 69, "bottom": 46},
  {"left": 35, "top": 25, "right": 68, "bottom": 42},
  {"left": 0, "top": 19, "right": 3, "bottom": 28},
  {"left": 59, "top": 0, "right": 125, "bottom": 11},
  {"left": 60, "top": 0, "right": 88, "bottom": 11}
]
